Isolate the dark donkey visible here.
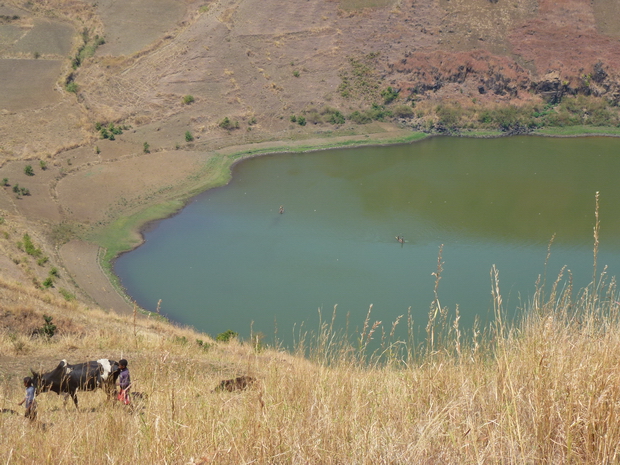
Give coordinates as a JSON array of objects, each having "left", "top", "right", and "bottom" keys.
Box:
[{"left": 31, "top": 359, "right": 120, "bottom": 409}]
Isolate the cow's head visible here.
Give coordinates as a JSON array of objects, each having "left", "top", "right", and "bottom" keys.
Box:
[
  {"left": 30, "top": 360, "right": 67, "bottom": 394},
  {"left": 98, "top": 359, "right": 121, "bottom": 382}
]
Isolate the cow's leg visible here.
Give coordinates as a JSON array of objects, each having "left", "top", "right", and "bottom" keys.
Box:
[{"left": 70, "top": 391, "right": 79, "bottom": 409}]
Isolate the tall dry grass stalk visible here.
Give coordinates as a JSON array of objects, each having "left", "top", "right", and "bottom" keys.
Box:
[{"left": 2, "top": 196, "right": 620, "bottom": 463}]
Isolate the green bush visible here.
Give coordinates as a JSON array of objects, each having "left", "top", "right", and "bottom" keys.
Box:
[
  {"left": 219, "top": 117, "right": 239, "bottom": 130},
  {"left": 66, "top": 82, "right": 78, "bottom": 93},
  {"left": 182, "top": 95, "right": 195, "bottom": 105},
  {"left": 39, "top": 160, "right": 47, "bottom": 170},
  {"left": 143, "top": 142, "right": 150, "bottom": 154},
  {"left": 40, "top": 315, "right": 56, "bottom": 338},
  {"left": 24, "top": 165, "right": 34, "bottom": 176},
  {"left": 348, "top": 110, "right": 373, "bottom": 124},
  {"left": 22, "top": 234, "right": 42, "bottom": 257},
  {"left": 297, "top": 116, "right": 306, "bottom": 126},
  {"left": 185, "top": 130, "right": 194, "bottom": 142},
  {"left": 216, "top": 329, "right": 238, "bottom": 342},
  {"left": 381, "top": 86, "right": 399, "bottom": 104}
]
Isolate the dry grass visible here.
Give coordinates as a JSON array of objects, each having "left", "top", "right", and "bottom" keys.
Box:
[{"left": 0, "top": 247, "right": 619, "bottom": 463}]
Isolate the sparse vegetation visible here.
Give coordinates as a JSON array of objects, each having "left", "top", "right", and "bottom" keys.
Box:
[
  {"left": 218, "top": 117, "right": 239, "bottom": 130},
  {"left": 72, "top": 28, "right": 105, "bottom": 70},
  {"left": 185, "top": 130, "right": 194, "bottom": 142},
  {"left": 97, "top": 122, "right": 123, "bottom": 140},
  {"left": 58, "top": 288, "right": 76, "bottom": 301},
  {"left": 143, "top": 142, "right": 150, "bottom": 153},
  {"left": 65, "top": 82, "right": 78, "bottom": 93},
  {"left": 182, "top": 94, "right": 195, "bottom": 105},
  {"left": 24, "top": 165, "right": 34, "bottom": 176}
]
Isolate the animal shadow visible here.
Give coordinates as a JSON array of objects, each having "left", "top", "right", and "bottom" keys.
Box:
[{"left": 212, "top": 375, "right": 256, "bottom": 393}]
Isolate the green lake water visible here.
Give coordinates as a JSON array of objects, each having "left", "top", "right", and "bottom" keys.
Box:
[{"left": 114, "top": 136, "right": 620, "bottom": 346}]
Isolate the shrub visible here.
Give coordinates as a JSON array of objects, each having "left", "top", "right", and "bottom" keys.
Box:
[
  {"left": 143, "top": 142, "right": 150, "bottom": 154},
  {"left": 393, "top": 104, "right": 414, "bottom": 118},
  {"left": 22, "top": 234, "right": 42, "bottom": 257},
  {"left": 182, "top": 95, "right": 195, "bottom": 105},
  {"left": 297, "top": 116, "right": 306, "bottom": 126},
  {"left": 219, "top": 117, "right": 239, "bottom": 130},
  {"left": 37, "top": 256, "right": 48, "bottom": 266},
  {"left": 381, "top": 86, "right": 399, "bottom": 104},
  {"left": 185, "top": 130, "right": 194, "bottom": 142},
  {"left": 290, "top": 115, "right": 297, "bottom": 123},
  {"left": 24, "top": 165, "right": 34, "bottom": 176},
  {"left": 349, "top": 110, "right": 373, "bottom": 124},
  {"left": 293, "top": 70, "right": 300, "bottom": 77},
  {"left": 66, "top": 82, "right": 78, "bottom": 93},
  {"left": 40, "top": 315, "right": 56, "bottom": 338},
  {"left": 216, "top": 329, "right": 238, "bottom": 342},
  {"left": 39, "top": 160, "right": 47, "bottom": 170},
  {"left": 42, "top": 277, "right": 54, "bottom": 289},
  {"left": 2, "top": 178, "right": 8, "bottom": 186},
  {"left": 436, "top": 104, "right": 463, "bottom": 129}
]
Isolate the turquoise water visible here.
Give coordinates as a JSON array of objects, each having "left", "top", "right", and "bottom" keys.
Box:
[{"left": 114, "top": 136, "right": 620, "bottom": 345}]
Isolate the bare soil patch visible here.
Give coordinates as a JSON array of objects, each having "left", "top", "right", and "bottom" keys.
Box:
[
  {"left": 0, "top": 59, "right": 63, "bottom": 111},
  {"left": 59, "top": 240, "right": 132, "bottom": 313},
  {"left": 10, "top": 19, "right": 74, "bottom": 57},
  {"left": 55, "top": 149, "right": 209, "bottom": 225},
  {"left": 94, "top": 0, "right": 186, "bottom": 57}
]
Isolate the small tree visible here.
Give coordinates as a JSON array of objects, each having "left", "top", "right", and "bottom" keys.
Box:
[
  {"left": 24, "top": 165, "right": 34, "bottom": 176},
  {"left": 40, "top": 315, "right": 56, "bottom": 338},
  {"left": 143, "top": 142, "right": 150, "bottom": 153}
]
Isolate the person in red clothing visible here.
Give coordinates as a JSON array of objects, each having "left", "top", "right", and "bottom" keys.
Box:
[{"left": 117, "top": 359, "right": 131, "bottom": 405}]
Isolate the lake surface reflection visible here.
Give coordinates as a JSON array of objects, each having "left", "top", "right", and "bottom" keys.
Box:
[{"left": 114, "top": 136, "right": 620, "bottom": 346}]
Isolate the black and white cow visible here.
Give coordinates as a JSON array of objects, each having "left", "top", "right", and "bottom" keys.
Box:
[{"left": 31, "top": 359, "right": 120, "bottom": 409}]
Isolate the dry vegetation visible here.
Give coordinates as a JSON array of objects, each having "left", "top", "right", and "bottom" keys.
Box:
[
  {"left": 0, "top": 265, "right": 619, "bottom": 464},
  {"left": 2, "top": 0, "right": 620, "bottom": 462},
  {"left": 2, "top": 208, "right": 620, "bottom": 463}
]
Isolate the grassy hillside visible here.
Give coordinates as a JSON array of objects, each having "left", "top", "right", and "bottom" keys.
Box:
[
  {"left": 2, "top": 243, "right": 620, "bottom": 463},
  {"left": 1, "top": 0, "right": 620, "bottom": 462}
]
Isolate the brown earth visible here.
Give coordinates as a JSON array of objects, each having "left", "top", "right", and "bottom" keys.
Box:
[{"left": 0, "top": 0, "right": 619, "bottom": 314}]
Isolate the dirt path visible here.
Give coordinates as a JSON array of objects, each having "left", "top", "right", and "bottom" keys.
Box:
[{"left": 59, "top": 240, "right": 134, "bottom": 315}]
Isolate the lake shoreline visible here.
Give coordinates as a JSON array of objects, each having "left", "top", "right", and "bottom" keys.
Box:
[{"left": 79, "top": 126, "right": 620, "bottom": 317}]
